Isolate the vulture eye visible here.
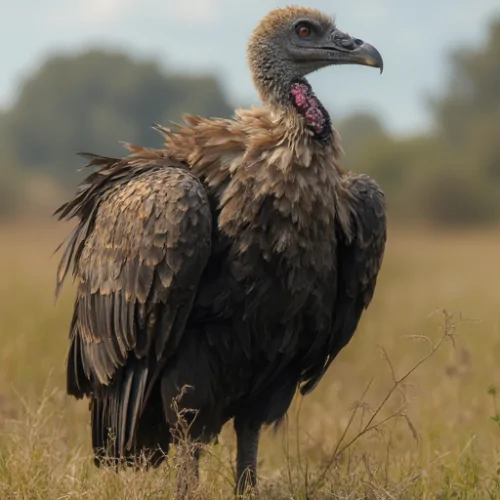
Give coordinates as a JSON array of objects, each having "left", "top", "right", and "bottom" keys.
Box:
[{"left": 295, "top": 22, "right": 312, "bottom": 39}]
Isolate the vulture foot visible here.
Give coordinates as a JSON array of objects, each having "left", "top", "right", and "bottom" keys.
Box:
[{"left": 234, "top": 417, "right": 261, "bottom": 497}]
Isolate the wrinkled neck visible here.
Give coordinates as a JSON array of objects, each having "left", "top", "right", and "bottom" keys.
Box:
[
  {"left": 249, "top": 41, "right": 333, "bottom": 141},
  {"left": 251, "top": 69, "right": 332, "bottom": 142},
  {"left": 253, "top": 75, "right": 333, "bottom": 141},
  {"left": 288, "top": 77, "right": 332, "bottom": 141}
]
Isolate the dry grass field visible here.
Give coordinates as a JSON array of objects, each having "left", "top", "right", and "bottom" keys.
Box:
[{"left": 0, "top": 218, "right": 500, "bottom": 499}]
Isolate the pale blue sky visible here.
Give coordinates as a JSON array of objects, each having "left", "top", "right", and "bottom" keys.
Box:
[{"left": 2, "top": 0, "right": 499, "bottom": 135}]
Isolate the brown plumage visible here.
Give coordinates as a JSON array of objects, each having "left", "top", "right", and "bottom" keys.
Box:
[{"left": 55, "top": 6, "right": 386, "bottom": 495}]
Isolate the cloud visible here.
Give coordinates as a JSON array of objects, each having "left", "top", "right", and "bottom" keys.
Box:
[
  {"left": 167, "top": 0, "right": 221, "bottom": 23},
  {"left": 47, "top": 0, "right": 222, "bottom": 26},
  {"left": 2, "top": 0, "right": 499, "bottom": 134},
  {"left": 84, "top": 0, "right": 124, "bottom": 22},
  {"left": 47, "top": 0, "right": 128, "bottom": 25}
]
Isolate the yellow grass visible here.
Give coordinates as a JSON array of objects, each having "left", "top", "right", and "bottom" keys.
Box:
[{"left": 0, "top": 218, "right": 500, "bottom": 498}]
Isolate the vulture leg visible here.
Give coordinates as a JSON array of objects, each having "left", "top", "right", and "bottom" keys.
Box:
[
  {"left": 234, "top": 417, "right": 261, "bottom": 496},
  {"left": 175, "top": 444, "right": 200, "bottom": 499}
]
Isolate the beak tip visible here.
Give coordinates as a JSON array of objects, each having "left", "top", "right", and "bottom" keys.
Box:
[{"left": 356, "top": 42, "right": 384, "bottom": 74}]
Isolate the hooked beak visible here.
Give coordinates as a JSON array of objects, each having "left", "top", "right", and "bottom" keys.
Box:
[{"left": 323, "top": 29, "right": 384, "bottom": 74}]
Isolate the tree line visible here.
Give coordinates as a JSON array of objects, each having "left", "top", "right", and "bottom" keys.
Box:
[{"left": 1, "top": 17, "right": 499, "bottom": 227}]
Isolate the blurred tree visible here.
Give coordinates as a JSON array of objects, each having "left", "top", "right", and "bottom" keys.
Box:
[
  {"left": 3, "top": 16, "right": 500, "bottom": 226},
  {"left": 338, "top": 16, "right": 500, "bottom": 227},
  {"left": 415, "top": 166, "right": 498, "bottom": 227},
  {"left": 338, "top": 112, "right": 389, "bottom": 179},
  {"left": 0, "top": 115, "right": 22, "bottom": 216},
  {"left": 4, "top": 50, "right": 233, "bottom": 185},
  {"left": 338, "top": 112, "right": 387, "bottom": 156},
  {"left": 433, "top": 17, "right": 500, "bottom": 147},
  {"left": 422, "top": 16, "right": 500, "bottom": 225}
]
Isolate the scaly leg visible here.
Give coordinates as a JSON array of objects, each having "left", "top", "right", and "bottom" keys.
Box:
[{"left": 234, "top": 417, "right": 261, "bottom": 497}]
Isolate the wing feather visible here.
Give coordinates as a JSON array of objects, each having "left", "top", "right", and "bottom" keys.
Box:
[
  {"left": 300, "top": 173, "right": 386, "bottom": 395},
  {"left": 56, "top": 153, "right": 212, "bottom": 458}
]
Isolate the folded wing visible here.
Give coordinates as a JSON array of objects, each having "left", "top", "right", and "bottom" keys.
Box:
[
  {"left": 55, "top": 153, "right": 212, "bottom": 457},
  {"left": 300, "top": 173, "right": 387, "bottom": 395}
]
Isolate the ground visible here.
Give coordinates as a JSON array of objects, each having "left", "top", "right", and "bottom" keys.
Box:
[{"left": 0, "top": 219, "right": 499, "bottom": 499}]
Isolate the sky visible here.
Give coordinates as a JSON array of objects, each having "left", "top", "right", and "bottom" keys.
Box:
[{"left": 2, "top": 0, "right": 499, "bottom": 136}]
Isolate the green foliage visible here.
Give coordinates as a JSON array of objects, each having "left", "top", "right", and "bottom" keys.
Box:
[
  {"left": 0, "top": 118, "right": 22, "bottom": 216},
  {"left": 339, "top": 16, "right": 500, "bottom": 227},
  {"left": 0, "top": 166, "right": 21, "bottom": 217},
  {"left": 425, "top": 16, "right": 500, "bottom": 225},
  {"left": 2, "top": 16, "right": 500, "bottom": 226},
  {"left": 338, "top": 112, "right": 388, "bottom": 158},
  {"left": 433, "top": 17, "right": 500, "bottom": 146},
  {"left": 2, "top": 50, "right": 233, "bottom": 186}
]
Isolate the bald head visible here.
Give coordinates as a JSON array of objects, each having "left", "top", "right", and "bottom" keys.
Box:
[
  {"left": 250, "top": 6, "right": 334, "bottom": 42},
  {"left": 247, "top": 6, "right": 383, "bottom": 106}
]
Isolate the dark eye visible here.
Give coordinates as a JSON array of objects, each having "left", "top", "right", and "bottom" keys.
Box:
[{"left": 295, "top": 22, "right": 312, "bottom": 39}]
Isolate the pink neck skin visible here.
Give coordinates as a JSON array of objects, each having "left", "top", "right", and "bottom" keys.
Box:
[{"left": 290, "top": 82, "right": 327, "bottom": 135}]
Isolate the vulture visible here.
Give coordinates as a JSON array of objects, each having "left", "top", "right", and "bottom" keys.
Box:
[{"left": 55, "top": 5, "right": 386, "bottom": 496}]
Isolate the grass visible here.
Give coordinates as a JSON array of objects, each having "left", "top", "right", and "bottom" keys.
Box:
[{"left": 1, "top": 218, "right": 500, "bottom": 498}]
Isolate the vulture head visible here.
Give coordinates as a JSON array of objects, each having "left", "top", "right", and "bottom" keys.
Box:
[{"left": 248, "top": 6, "right": 384, "bottom": 105}]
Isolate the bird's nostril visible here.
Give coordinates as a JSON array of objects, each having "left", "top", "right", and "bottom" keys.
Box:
[{"left": 339, "top": 36, "right": 364, "bottom": 50}]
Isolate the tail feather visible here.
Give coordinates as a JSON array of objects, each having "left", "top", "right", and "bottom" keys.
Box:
[
  {"left": 126, "top": 366, "right": 148, "bottom": 451},
  {"left": 90, "top": 359, "right": 170, "bottom": 468}
]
